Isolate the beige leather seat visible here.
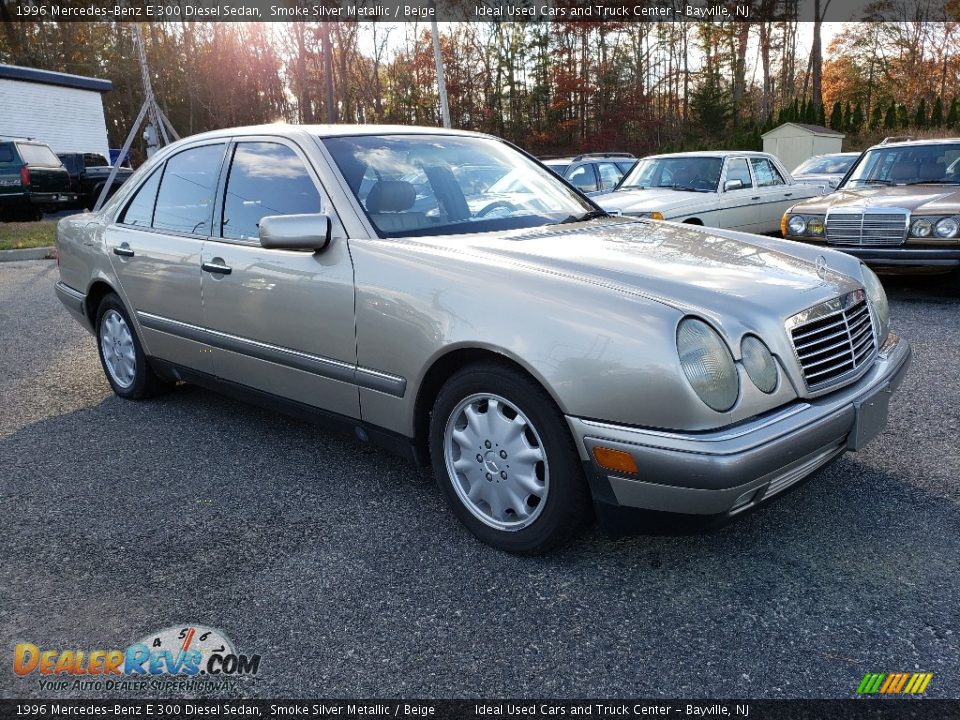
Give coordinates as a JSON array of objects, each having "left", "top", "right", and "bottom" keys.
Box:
[{"left": 366, "top": 180, "right": 426, "bottom": 233}]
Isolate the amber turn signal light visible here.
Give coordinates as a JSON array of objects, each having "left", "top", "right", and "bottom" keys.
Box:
[{"left": 592, "top": 447, "right": 639, "bottom": 475}]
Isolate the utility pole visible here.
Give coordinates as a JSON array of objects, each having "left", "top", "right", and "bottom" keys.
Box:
[
  {"left": 322, "top": 23, "right": 336, "bottom": 124},
  {"left": 430, "top": 18, "right": 451, "bottom": 128}
]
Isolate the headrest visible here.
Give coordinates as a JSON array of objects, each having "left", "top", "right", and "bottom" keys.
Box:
[
  {"left": 889, "top": 161, "right": 915, "bottom": 182},
  {"left": 367, "top": 180, "right": 416, "bottom": 214}
]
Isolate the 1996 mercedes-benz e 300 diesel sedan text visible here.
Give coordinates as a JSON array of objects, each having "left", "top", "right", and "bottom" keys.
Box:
[{"left": 55, "top": 125, "right": 911, "bottom": 553}]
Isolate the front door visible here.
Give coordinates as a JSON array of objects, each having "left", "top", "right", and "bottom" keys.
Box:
[{"left": 199, "top": 138, "right": 359, "bottom": 419}]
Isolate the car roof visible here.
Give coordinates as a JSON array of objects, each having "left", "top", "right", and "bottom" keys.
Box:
[
  {"left": 868, "top": 137, "right": 960, "bottom": 150},
  {"left": 178, "top": 123, "right": 493, "bottom": 143},
  {"left": 643, "top": 150, "right": 775, "bottom": 160}
]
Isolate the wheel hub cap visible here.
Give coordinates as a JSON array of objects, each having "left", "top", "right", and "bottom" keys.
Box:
[
  {"left": 99, "top": 309, "right": 136, "bottom": 389},
  {"left": 443, "top": 393, "right": 549, "bottom": 532}
]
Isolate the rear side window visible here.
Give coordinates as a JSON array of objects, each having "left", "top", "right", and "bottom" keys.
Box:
[
  {"left": 221, "top": 142, "right": 321, "bottom": 241},
  {"left": 567, "top": 164, "right": 598, "bottom": 192},
  {"left": 750, "top": 158, "right": 785, "bottom": 187},
  {"left": 0, "top": 144, "right": 14, "bottom": 164},
  {"left": 152, "top": 144, "right": 225, "bottom": 235},
  {"left": 119, "top": 167, "right": 162, "bottom": 227},
  {"left": 18, "top": 144, "right": 60, "bottom": 167}
]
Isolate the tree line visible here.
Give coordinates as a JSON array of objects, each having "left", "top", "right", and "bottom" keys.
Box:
[{"left": 0, "top": 4, "right": 958, "bottom": 165}]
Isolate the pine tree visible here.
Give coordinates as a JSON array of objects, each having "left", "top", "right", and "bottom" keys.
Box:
[
  {"left": 844, "top": 101, "right": 854, "bottom": 132},
  {"left": 914, "top": 98, "right": 927, "bottom": 128},
  {"left": 870, "top": 104, "right": 884, "bottom": 130},
  {"left": 884, "top": 101, "right": 897, "bottom": 129},
  {"left": 829, "top": 101, "right": 843, "bottom": 130},
  {"left": 817, "top": 104, "right": 826, "bottom": 127},
  {"left": 947, "top": 98, "right": 959, "bottom": 128},
  {"left": 930, "top": 96, "right": 944, "bottom": 127},
  {"left": 851, "top": 102, "right": 865, "bottom": 133},
  {"left": 897, "top": 103, "right": 909, "bottom": 128}
]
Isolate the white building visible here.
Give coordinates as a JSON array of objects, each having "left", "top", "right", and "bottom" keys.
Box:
[
  {"left": 762, "top": 123, "right": 845, "bottom": 175},
  {"left": 0, "top": 64, "right": 112, "bottom": 158}
]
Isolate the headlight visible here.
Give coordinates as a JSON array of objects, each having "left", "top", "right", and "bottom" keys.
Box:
[
  {"left": 785, "top": 214, "right": 825, "bottom": 237},
  {"left": 860, "top": 264, "right": 889, "bottom": 344},
  {"left": 935, "top": 217, "right": 959, "bottom": 238},
  {"left": 676, "top": 318, "right": 739, "bottom": 412},
  {"left": 910, "top": 218, "right": 933, "bottom": 238},
  {"left": 740, "top": 336, "right": 779, "bottom": 394}
]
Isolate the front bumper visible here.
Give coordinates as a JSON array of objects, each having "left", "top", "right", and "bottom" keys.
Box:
[
  {"left": 568, "top": 332, "right": 911, "bottom": 519},
  {"left": 784, "top": 237, "right": 960, "bottom": 268}
]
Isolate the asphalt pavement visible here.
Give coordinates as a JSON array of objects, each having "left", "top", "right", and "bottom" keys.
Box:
[{"left": 1, "top": 259, "right": 958, "bottom": 699}]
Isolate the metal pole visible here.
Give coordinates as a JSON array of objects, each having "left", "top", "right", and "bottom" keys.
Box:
[
  {"left": 431, "top": 19, "right": 451, "bottom": 128},
  {"left": 94, "top": 100, "right": 149, "bottom": 211}
]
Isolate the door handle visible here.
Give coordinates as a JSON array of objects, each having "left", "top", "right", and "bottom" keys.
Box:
[
  {"left": 751, "top": 196, "right": 760, "bottom": 201},
  {"left": 113, "top": 245, "right": 134, "bottom": 257},
  {"left": 202, "top": 261, "right": 232, "bottom": 275},
  {"left": 784, "top": 192, "right": 794, "bottom": 197}
]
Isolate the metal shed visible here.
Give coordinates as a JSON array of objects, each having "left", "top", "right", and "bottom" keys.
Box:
[
  {"left": 762, "top": 123, "right": 845, "bottom": 175},
  {"left": 0, "top": 64, "right": 112, "bottom": 158}
]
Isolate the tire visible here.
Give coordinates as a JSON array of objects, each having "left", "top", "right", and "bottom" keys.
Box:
[
  {"left": 429, "top": 362, "right": 591, "bottom": 554},
  {"left": 95, "top": 293, "right": 169, "bottom": 399}
]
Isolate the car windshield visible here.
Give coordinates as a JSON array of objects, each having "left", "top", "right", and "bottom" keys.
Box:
[
  {"left": 619, "top": 156, "right": 722, "bottom": 192},
  {"left": 322, "top": 134, "right": 596, "bottom": 238},
  {"left": 794, "top": 155, "right": 857, "bottom": 175},
  {"left": 844, "top": 143, "right": 960, "bottom": 187}
]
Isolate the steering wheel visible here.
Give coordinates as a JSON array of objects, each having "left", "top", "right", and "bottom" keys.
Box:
[
  {"left": 476, "top": 200, "right": 520, "bottom": 218},
  {"left": 690, "top": 178, "right": 716, "bottom": 191}
]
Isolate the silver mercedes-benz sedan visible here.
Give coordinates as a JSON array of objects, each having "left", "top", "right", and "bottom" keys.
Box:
[{"left": 55, "top": 125, "right": 911, "bottom": 554}]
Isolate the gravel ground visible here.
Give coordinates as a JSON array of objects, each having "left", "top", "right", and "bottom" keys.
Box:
[{"left": 1, "top": 259, "right": 958, "bottom": 700}]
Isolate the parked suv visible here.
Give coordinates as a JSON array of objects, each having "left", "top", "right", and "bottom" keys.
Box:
[
  {"left": 58, "top": 152, "right": 134, "bottom": 210},
  {"left": 542, "top": 153, "right": 637, "bottom": 195},
  {"left": 0, "top": 138, "right": 77, "bottom": 220},
  {"left": 783, "top": 138, "right": 960, "bottom": 270}
]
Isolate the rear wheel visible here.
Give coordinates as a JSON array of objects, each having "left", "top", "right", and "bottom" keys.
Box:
[
  {"left": 95, "top": 293, "right": 170, "bottom": 399},
  {"left": 429, "top": 363, "right": 591, "bottom": 554}
]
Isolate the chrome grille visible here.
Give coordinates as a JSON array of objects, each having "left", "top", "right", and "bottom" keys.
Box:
[
  {"left": 788, "top": 291, "right": 877, "bottom": 390},
  {"left": 826, "top": 210, "right": 908, "bottom": 246}
]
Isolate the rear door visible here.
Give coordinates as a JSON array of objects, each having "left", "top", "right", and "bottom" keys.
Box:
[
  {"left": 749, "top": 156, "right": 794, "bottom": 233},
  {"left": 715, "top": 157, "right": 758, "bottom": 230},
  {"left": 105, "top": 140, "right": 227, "bottom": 375},
  {"left": 199, "top": 137, "right": 360, "bottom": 418},
  {"left": 0, "top": 143, "right": 24, "bottom": 204}
]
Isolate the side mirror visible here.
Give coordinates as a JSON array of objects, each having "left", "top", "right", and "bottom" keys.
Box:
[
  {"left": 259, "top": 213, "right": 332, "bottom": 252},
  {"left": 723, "top": 179, "right": 744, "bottom": 191}
]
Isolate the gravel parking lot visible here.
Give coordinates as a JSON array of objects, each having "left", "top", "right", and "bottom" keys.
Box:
[{"left": 1, "top": 259, "right": 958, "bottom": 699}]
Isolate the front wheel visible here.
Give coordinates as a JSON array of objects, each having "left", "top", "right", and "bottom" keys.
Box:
[
  {"left": 95, "top": 293, "right": 170, "bottom": 399},
  {"left": 429, "top": 363, "right": 591, "bottom": 554}
]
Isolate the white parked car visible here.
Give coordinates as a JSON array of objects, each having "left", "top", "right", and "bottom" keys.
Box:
[{"left": 597, "top": 151, "right": 828, "bottom": 234}]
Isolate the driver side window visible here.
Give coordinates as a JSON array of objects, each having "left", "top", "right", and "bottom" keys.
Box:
[{"left": 567, "top": 165, "right": 599, "bottom": 193}]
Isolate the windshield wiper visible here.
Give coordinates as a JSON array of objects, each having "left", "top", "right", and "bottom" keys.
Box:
[
  {"left": 668, "top": 184, "right": 712, "bottom": 193},
  {"left": 558, "top": 210, "right": 608, "bottom": 224},
  {"left": 855, "top": 178, "right": 893, "bottom": 186},
  {"left": 904, "top": 179, "right": 960, "bottom": 185}
]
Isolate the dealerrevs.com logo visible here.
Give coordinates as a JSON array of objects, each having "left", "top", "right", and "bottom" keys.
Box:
[{"left": 13, "top": 625, "right": 261, "bottom": 692}]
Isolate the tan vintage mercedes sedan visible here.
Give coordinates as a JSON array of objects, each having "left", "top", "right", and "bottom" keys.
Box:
[
  {"left": 55, "top": 125, "right": 911, "bottom": 553},
  {"left": 783, "top": 138, "right": 960, "bottom": 270}
]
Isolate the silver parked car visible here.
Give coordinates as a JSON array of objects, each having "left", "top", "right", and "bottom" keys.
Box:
[
  {"left": 55, "top": 125, "right": 911, "bottom": 554},
  {"left": 791, "top": 152, "right": 861, "bottom": 190}
]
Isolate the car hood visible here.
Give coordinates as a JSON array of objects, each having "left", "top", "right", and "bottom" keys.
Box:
[
  {"left": 418, "top": 219, "right": 861, "bottom": 323},
  {"left": 596, "top": 188, "right": 714, "bottom": 215},
  {"left": 789, "top": 184, "right": 960, "bottom": 214}
]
